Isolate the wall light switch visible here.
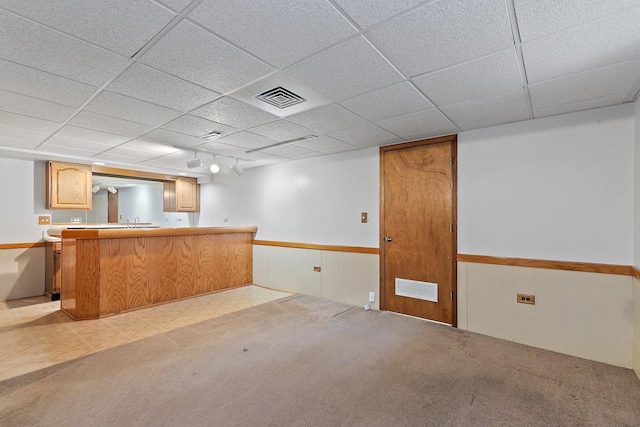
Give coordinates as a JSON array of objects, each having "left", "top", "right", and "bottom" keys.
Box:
[
  {"left": 361, "top": 212, "right": 367, "bottom": 223},
  {"left": 38, "top": 215, "right": 51, "bottom": 225},
  {"left": 369, "top": 292, "right": 375, "bottom": 302}
]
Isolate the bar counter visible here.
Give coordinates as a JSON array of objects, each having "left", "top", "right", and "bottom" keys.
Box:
[{"left": 57, "top": 226, "right": 257, "bottom": 320}]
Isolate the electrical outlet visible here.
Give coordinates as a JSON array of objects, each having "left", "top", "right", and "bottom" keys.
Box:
[
  {"left": 369, "top": 292, "right": 375, "bottom": 302},
  {"left": 313, "top": 266, "right": 321, "bottom": 272},
  {"left": 517, "top": 293, "right": 535, "bottom": 305},
  {"left": 361, "top": 212, "right": 367, "bottom": 223},
  {"left": 38, "top": 216, "right": 51, "bottom": 225}
]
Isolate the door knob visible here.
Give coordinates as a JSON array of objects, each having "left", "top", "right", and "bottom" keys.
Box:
[{"left": 384, "top": 237, "right": 392, "bottom": 242}]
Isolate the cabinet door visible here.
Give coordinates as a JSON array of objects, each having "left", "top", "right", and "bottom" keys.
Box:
[
  {"left": 48, "top": 161, "right": 93, "bottom": 209},
  {"left": 176, "top": 177, "right": 199, "bottom": 212}
]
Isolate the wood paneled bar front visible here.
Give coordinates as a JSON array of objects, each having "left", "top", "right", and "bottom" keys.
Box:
[{"left": 55, "top": 227, "right": 256, "bottom": 320}]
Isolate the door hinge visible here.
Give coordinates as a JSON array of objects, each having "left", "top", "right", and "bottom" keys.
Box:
[
  {"left": 450, "top": 157, "right": 453, "bottom": 165},
  {"left": 450, "top": 291, "right": 454, "bottom": 300},
  {"left": 449, "top": 224, "right": 453, "bottom": 233}
]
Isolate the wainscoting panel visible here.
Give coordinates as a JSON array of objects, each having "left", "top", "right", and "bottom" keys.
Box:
[
  {"left": 459, "top": 262, "right": 633, "bottom": 368},
  {"left": 253, "top": 245, "right": 379, "bottom": 308},
  {"left": 0, "top": 247, "right": 45, "bottom": 301}
]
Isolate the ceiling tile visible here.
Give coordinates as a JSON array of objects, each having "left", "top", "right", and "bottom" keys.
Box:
[
  {"left": 195, "top": 142, "right": 249, "bottom": 157},
  {"left": 157, "top": 0, "right": 194, "bottom": 12},
  {"left": 261, "top": 144, "right": 312, "bottom": 158},
  {"left": 44, "top": 135, "right": 114, "bottom": 152},
  {"left": 36, "top": 143, "right": 101, "bottom": 158},
  {"left": 292, "top": 135, "right": 355, "bottom": 152},
  {"left": 376, "top": 109, "right": 455, "bottom": 138},
  {"left": 340, "top": 82, "right": 432, "bottom": 121},
  {"left": 329, "top": 123, "right": 401, "bottom": 147},
  {"left": 0, "top": 110, "right": 60, "bottom": 133},
  {"left": 214, "top": 131, "right": 278, "bottom": 150},
  {"left": 321, "top": 146, "right": 358, "bottom": 155},
  {"left": 287, "top": 104, "right": 368, "bottom": 133},
  {"left": 0, "top": 131, "right": 47, "bottom": 149},
  {"left": 533, "top": 93, "right": 628, "bottom": 119},
  {"left": 0, "top": 10, "right": 127, "bottom": 86},
  {"left": 56, "top": 126, "right": 130, "bottom": 146},
  {"left": 69, "top": 111, "right": 153, "bottom": 138},
  {"left": 522, "top": 8, "right": 640, "bottom": 83},
  {"left": 104, "top": 146, "right": 164, "bottom": 160},
  {"left": 285, "top": 36, "right": 404, "bottom": 102},
  {"left": 114, "top": 140, "right": 180, "bottom": 155},
  {"left": 107, "top": 64, "right": 220, "bottom": 112},
  {"left": 367, "top": 0, "right": 513, "bottom": 76},
  {"left": 0, "top": 59, "right": 97, "bottom": 108},
  {"left": 191, "top": 97, "right": 278, "bottom": 130},
  {"left": 334, "top": 0, "right": 427, "bottom": 29},
  {"left": 139, "top": 21, "right": 274, "bottom": 93},
  {"left": 247, "top": 120, "right": 315, "bottom": 141},
  {"left": 441, "top": 88, "right": 530, "bottom": 127},
  {"left": 529, "top": 60, "right": 640, "bottom": 110},
  {"left": 162, "top": 114, "right": 238, "bottom": 138},
  {"left": 412, "top": 49, "right": 523, "bottom": 106},
  {"left": 242, "top": 151, "right": 285, "bottom": 164},
  {"left": 290, "top": 152, "right": 323, "bottom": 160},
  {"left": 84, "top": 91, "right": 182, "bottom": 127},
  {"left": 0, "top": 0, "right": 176, "bottom": 57},
  {"left": 458, "top": 110, "right": 531, "bottom": 131},
  {"left": 189, "top": 0, "right": 356, "bottom": 68},
  {"left": 514, "top": 0, "right": 640, "bottom": 42},
  {"left": 0, "top": 89, "right": 75, "bottom": 122},
  {"left": 138, "top": 128, "right": 204, "bottom": 148}
]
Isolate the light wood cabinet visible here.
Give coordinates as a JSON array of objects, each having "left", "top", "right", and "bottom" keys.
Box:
[
  {"left": 163, "top": 177, "right": 199, "bottom": 212},
  {"left": 47, "top": 161, "right": 92, "bottom": 210}
]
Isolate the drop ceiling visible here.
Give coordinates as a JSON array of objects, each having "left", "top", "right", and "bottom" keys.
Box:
[{"left": 0, "top": 0, "right": 638, "bottom": 177}]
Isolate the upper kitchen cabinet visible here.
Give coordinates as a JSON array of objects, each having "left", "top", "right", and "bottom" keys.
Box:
[
  {"left": 47, "top": 161, "right": 93, "bottom": 210},
  {"left": 164, "top": 177, "right": 200, "bottom": 212}
]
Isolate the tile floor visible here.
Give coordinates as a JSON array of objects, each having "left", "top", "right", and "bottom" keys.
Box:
[{"left": 0, "top": 285, "right": 291, "bottom": 382}]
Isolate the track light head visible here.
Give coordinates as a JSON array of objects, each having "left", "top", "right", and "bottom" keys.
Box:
[
  {"left": 107, "top": 186, "right": 117, "bottom": 194},
  {"left": 187, "top": 157, "right": 203, "bottom": 169},
  {"left": 92, "top": 185, "right": 100, "bottom": 193},
  {"left": 231, "top": 160, "right": 244, "bottom": 176}
]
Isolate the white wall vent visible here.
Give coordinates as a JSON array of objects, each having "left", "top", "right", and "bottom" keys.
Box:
[{"left": 395, "top": 278, "right": 438, "bottom": 302}]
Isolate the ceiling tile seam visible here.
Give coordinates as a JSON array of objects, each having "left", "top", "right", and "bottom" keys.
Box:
[
  {"left": 325, "top": 0, "right": 363, "bottom": 31},
  {"left": 345, "top": 0, "right": 441, "bottom": 36},
  {"left": 183, "top": 18, "right": 279, "bottom": 70},
  {"left": 506, "top": 0, "right": 533, "bottom": 120},
  {"left": 0, "top": 105, "right": 64, "bottom": 126},
  {"left": 514, "top": 3, "right": 640, "bottom": 45},
  {"left": 31, "top": 1, "right": 207, "bottom": 151},
  {"left": 408, "top": 47, "right": 518, "bottom": 80},
  {"left": 0, "top": 7, "right": 131, "bottom": 59},
  {"left": 359, "top": 34, "right": 461, "bottom": 132},
  {"left": 531, "top": 91, "right": 632, "bottom": 113}
]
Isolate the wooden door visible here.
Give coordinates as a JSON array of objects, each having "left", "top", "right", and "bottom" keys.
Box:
[{"left": 380, "top": 135, "right": 457, "bottom": 325}]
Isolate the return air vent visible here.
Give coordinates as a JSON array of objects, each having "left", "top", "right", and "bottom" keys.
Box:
[
  {"left": 255, "top": 86, "right": 307, "bottom": 109},
  {"left": 395, "top": 278, "right": 438, "bottom": 302}
]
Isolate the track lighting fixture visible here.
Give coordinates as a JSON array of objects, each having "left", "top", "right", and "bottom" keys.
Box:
[
  {"left": 92, "top": 185, "right": 100, "bottom": 193},
  {"left": 231, "top": 159, "right": 244, "bottom": 176},
  {"left": 107, "top": 186, "right": 117, "bottom": 194},
  {"left": 210, "top": 156, "right": 220, "bottom": 174},
  {"left": 187, "top": 151, "right": 203, "bottom": 169}
]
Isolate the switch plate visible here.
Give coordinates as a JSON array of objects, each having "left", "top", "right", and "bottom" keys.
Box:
[
  {"left": 361, "top": 212, "right": 367, "bottom": 223},
  {"left": 369, "top": 292, "right": 375, "bottom": 302},
  {"left": 38, "top": 215, "right": 51, "bottom": 225}
]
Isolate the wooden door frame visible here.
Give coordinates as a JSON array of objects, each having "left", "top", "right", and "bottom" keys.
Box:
[{"left": 379, "top": 134, "right": 458, "bottom": 327}]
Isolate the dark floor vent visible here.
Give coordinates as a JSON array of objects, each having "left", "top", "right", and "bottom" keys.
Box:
[{"left": 255, "top": 86, "right": 307, "bottom": 109}]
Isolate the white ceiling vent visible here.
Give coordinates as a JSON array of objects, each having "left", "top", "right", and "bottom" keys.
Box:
[
  {"left": 229, "top": 71, "right": 331, "bottom": 117},
  {"left": 256, "top": 86, "right": 306, "bottom": 109}
]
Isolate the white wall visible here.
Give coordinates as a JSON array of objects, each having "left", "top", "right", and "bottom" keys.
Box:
[
  {"left": 459, "top": 104, "right": 635, "bottom": 264},
  {"left": 199, "top": 147, "right": 380, "bottom": 247},
  {"left": 635, "top": 97, "right": 640, "bottom": 268},
  {"left": 0, "top": 158, "right": 49, "bottom": 243}
]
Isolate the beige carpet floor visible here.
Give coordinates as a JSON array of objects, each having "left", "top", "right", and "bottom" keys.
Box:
[{"left": 2, "top": 294, "right": 640, "bottom": 426}]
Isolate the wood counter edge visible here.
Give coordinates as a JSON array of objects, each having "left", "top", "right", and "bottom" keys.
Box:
[{"left": 58, "top": 226, "right": 258, "bottom": 239}]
